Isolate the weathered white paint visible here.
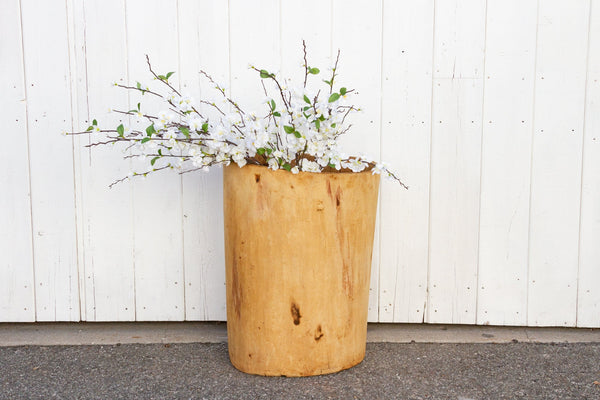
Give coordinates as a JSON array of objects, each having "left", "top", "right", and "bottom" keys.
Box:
[
  {"left": 73, "top": 0, "right": 136, "bottom": 321},
  {"left": 0, "top": 0, "right": 598, "bottom": 327},
  {"left": 125, "top": 0, "right": 187, "bottom": 321},
  {"left": 477, "top": 0, "right": 537, "bottom": 326},
  {"left": 19, "top": 0, "right": 80, "bottom": 321},
  {"left": 379, "top": 0, "right": 433, "bottom": 323},
  {"left": 428, "top": 0, "right": 486, "bottom": 324},
  {"left": 527, "top": 0, "right": 590, "bottom": 327},
  {"left": 0, "top": 0, "right": 35, "bottom": 322},
  {"left": 178, "top": 0, "right": 229, "bottom": 321},
  {"left": 577, "top": 0, "right": 600, "bottom": 328}
]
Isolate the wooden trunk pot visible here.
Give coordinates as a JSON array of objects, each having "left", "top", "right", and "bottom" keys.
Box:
[{"left": 223, "top": 163, "right": 380, "bottom": 376}]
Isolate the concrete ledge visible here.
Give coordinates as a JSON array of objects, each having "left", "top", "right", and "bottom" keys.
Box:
[{"left": 0, "top": 322, "right": 598, "bottom": 347}]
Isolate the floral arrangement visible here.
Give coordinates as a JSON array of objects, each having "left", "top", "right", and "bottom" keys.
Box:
[{"left": 69, "top": 42, "right": 407, "bottom": 189}]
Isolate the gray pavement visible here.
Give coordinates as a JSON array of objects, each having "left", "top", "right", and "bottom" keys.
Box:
[{"left": 1, "top": 323, "right": 599, "bottom": 399}]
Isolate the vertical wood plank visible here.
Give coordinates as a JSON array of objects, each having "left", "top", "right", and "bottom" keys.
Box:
[
  {"left": 378, "top": 0, "right": 434, "bottom": 323},
  {"left": 577, "top": 0, "right": 599, "bottom": 328},
  {"left": 72, "top": 0, "right": 136, "bottom": 321},
  {"left": 20, "top": 0, "right": 80, "bottom": 321},
  {"left": 66, "top": 0, "right": 87, "bottom": 321},
  {"left": 427, "top": 0, "right": 486, "bottom": 324},
  {"left": 0, "top": 0, "right": 35, "bottom": 322},
  {"left": 178, "top": 0, "right": 229, "bottom": 321},
  {"left": 280, "top": 0, "right": 331, "bottom": 82},
  {"left": 476, "top": 0, "right": 537, "bottom": 326},
  {"left": 229, "top": 0, "right": 281, "bottom": 111},
  {"left": 331, "top": 0, "right": 383, "bottom": 322},
  {"left": 528, "top": 0, "right": 589, "bottom": 327},
  {"left": 126, "top": 0, "right": 185, "bottom": 321}
]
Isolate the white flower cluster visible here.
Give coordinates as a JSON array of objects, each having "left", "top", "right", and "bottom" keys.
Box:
[{"left": 76, "top": 52, "right": 406, "bottom": 189}]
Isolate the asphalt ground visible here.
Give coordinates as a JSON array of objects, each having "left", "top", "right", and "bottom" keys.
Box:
[{"left": 1, "top": 341, "right": 599, "bottom": 399}]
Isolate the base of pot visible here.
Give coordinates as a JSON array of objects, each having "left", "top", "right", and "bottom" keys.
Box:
[{"left": 228, "top": 351, "right": 366, "bottom": 377}]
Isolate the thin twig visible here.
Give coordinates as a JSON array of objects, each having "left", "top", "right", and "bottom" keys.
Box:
[
  {"left": 146, "top": 54, "right": 181, "bottom": 97},
  {"left": 302, "top": 40, "right": 309, "bottom": 88}
]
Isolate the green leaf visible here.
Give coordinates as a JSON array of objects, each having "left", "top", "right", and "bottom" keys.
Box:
[
  {"left": 273, "top": 111, "right": 281, "bottom": 117},
  {"left": 283, "top": 125, "right": 295, "bottom": 134},
  {"left": 180, "top": 126, "right": 190, "bottom": 138},
  {"left": 136, "top": 82, "right": 142, "bottom": 90},
  {"left": 158, "top": 149, "right": 163, "bottom": 156},
  {"left": 328, "top": 93, "right": 340, "bottom": 103},
  {"left": 257, "top": 148, "right": 266, "bottom": 155},
  {"left": 137, "top": 102, "right": 141, "bottom": 111},
  {"left": 127, "top": 109, "right": 137, "bottom": 113},
  {"left": 270, "top": 99, "right": 276, "bottom": 111},
  {"left": 282, "top": 163, "right": 292, "bottom": 172},
  {"left": 331, "top": 123, "right": 336, "bottom": 128},
  {"left": 303, "top": 106, "right": 310, "bottom": 111},
  {"left": 319, "top": 115, "right": 325, "bottom": 121},
  {"left": 158, "top": 75, "right": 166, "bottom": 81},
  {"left": 324, "top": 80, "right": 331, "bottom": 85},
  {"left": 294, "top": 131, "right": 301, "bottom": 138},
  {"left": 201, "top": 123, "right": 209, "bottom": 132},
  {"left": 86, "top": 125, "right": 93, "bottom": 132},
  {"left": 340, "top": 87, "right": 347, "bottom": 95},
  {"left": 315, "top": 119, "right": 321, "bottom": 130},
  {"left": 259, "top": 69, "right": 271, "bottom": 79},
  {"left": 146, "top": 124, "right": 156, "bottom": 136},
  {"left": 150, "top": 156, "right": 160, "bottom": 166},
  {"left": 166, "top": 71, "right": 175, "bottom": 79},
  {"left": 266, "top": 148, "right": 273, "bottom": 155},
  {"left": 141, "top": 137, "right": 151, "bottom": 144},
  {"left": 92, "top": 119, "right": 98, "bottom": 126},
  {"left": 116, "top": 124, "right": 124, "bottom": 137},
  {"left": 309, "top": 67, "right": 320, "bottom": 75},
  {"left": 303, "top": 95, "right": 311, "bottom": 104}
]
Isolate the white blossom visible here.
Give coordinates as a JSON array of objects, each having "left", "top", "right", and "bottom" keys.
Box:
[{"left": 76, "top": 52, "right": 405, "bottom": 189}]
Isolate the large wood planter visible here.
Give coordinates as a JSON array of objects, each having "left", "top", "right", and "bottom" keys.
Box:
[{"left": 223, "top": 163, "right": 380, "bottom": 376}]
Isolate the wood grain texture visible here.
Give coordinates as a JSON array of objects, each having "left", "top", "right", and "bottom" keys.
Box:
[
  {"left": 1, "top": 0, "right": 599, "bottom": 327},
  {"left": 20, "top": 0, "right": 80, "bottom": 321},
  {"left": 427, "top": 0, "right": 486, "bottom": 324},
  {"left": 0, "top": 0, "right": 35, "bottom": 322},
  {"left": 178, "top": 0, "right": 229, "bottom": 321},
  {"left": 125, "top": 0, "right": 185, "bottom": 321},
  {"left": 379, "top": 0, "right": 434, "bottom": 323},
  {"left": 527, "top": 0, "right": 589, "bottom": 327},
  {"left": 331, "top": 0, "right": 383, "bottom": 322},
  {"left": 577, "top": 0, "right": 600, "bottom": 328},
  {"left": 224, "top": 164, "right": 379, "bottom": 376},
  {"left": 477, "top": 0, "right": 537, "bottom": 326},
  {"left": 74, "top": 0, "right": 136, "bottom": 321}
]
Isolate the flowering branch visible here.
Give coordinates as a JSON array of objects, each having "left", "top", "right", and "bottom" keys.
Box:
[{"left": 65, "top": 44, "right": 407, "bottom": 189}]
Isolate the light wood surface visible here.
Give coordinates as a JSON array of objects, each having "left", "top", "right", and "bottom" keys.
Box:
[{"left": 223, "top": 164, "right": 380, "bottom": 376}]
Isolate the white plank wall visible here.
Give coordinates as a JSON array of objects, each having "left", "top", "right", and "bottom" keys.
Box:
[
  {"left": 428, "top": 0, "right": 486, "bottom": 324},
  {"left": 73, "top": 0, "right": 136, "bottom": 321},
  {"left": 0, "top": 0, "right": 35, "bottom": 322},
  {"left": 19, "top": 0, "right": 80, "bottom": 321},
  {"left": 527, "top": 0, "right": 590, "bottom": 326},
  {"left": 578, "top": 0, "right": 600, "bottom": 328},
  {"left": 379, "top": 0, "right": 433, "bottom": 323},
  {"left": 1, "top": 0, "right": 598, "bottom": 327},
  {"left": 477, "top": 0, "right": 537, "bottom": 326},
  {"left": 178, "top": 0, "right": 229, "bottom": 321}
]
